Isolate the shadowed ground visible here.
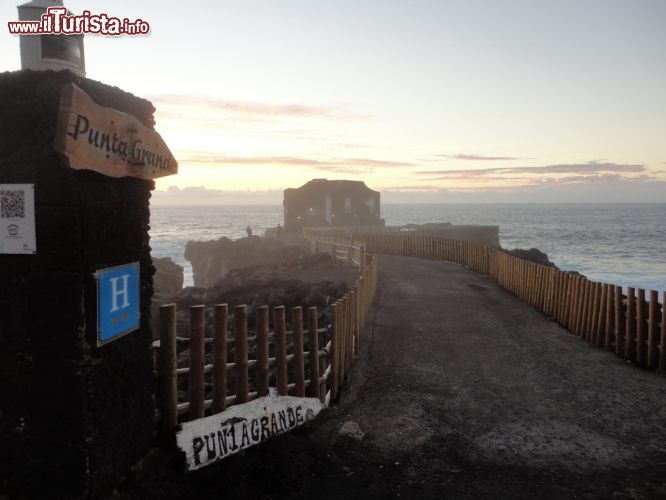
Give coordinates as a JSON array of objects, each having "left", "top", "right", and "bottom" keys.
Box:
[{"left": 121, "top": 255, "right": 666, "bottom": 499}]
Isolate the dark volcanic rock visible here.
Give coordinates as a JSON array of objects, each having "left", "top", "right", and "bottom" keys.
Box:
[
  {"left": 149, "top": 250, "right": 359, "bottom": 340},
  {"left": 174, "top": 253, "right": 352, "bottom": 324},
  {"left": 505, "top": 248, "right": 556, "bottom": 267},
  {"left": 152, "top": 257, "right": 184, "bottom": 295},
  {"left": 184, "top": 236, "right": 304, "bottom": 288}
]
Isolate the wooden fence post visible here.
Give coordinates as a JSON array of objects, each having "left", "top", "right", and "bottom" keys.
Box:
[
  {"left": 604, "top": 284, "right": 614, "bottom": 351},
  {"left": 636, "top": 289, "right": 646, "bottom": 365},
  {"left": 234, "top": 305, "right": 249, "bottom": 404},
  {"left": 330, "top": 302, "right": 339, "bottom": 401},
  {"left": 574, "top": 279, "right": 586, "bottom": 337},
  {"left": 559, "top": 273, "right": 569, "bottom": 326},
  {"left": 557, "top": 270, "right": 566, "bottom": 323},
  {"left": 340, "top": 296, "right": 347, "bottom": 380},
  {"left": 589, "top": 283, "right": 601, "bottom": 345},
  {"left": 570, "top": 274, "right": 580, "bottom": 329},
  {"left": 212, "top": 304, "right": 228, "bottom": 413},
  {"left": 274, "top": 306, "right": 288, "bottom": 396},
  {"left": 189, "top": 305, "right": 206, "bottom": 420},
  {"left": 595, "top": 284, "right": 607, "bottom": 348},
  {"left": 580, "top": 278, "right": 590, "bottom": 337},
  {"left": 647, "top": 290, "right": 659, "bottom": 368},
  {"left": 614, "top": 286, "right": 624, "bottom": 356},
  {"left": 565, "top": 274, "right": 574, "bottom": 329},
  {"left": 256, "top": 305, "right": 269, "bottom": 398},
  {"left": 531, "top": 263, "right": 538, "bottom": 307},
  {"left": 625, "top": 288, "right": 635, "bottom": 361},
  {"left": 159, "top": 303, "right": 177, "bottom": 448},
  {"left": 548, "top": 268, "right": 556, "bottom": 319},
  {"left": 341, "top": 296, "right": 348, "bottom": 384},
  {"left": 292, "top": 307, "right": 306, "bottom": 397},
  {"left": 307, "top": 307, "right": 321, "bottom": 401},
  {"left": 357, "top": 277, "right": 365, "bottom": 344},
  {"left": 576, "top": 278, "right": 586, "bottom": 337},
  {"left": 585, "top": 282, "right": 597, "bottom": 343},
  {"left": 340, "top": 294, "right": 347, "bottom": 375},
  {"left": 537, "top": 266, "right": 545, "bottom": 312},
  {"left": 660, "top": 291, "right": 666, "bottom": 371},
  {"left": 346, "top": 294, "right": 353, "bottom": 372},
  {"left": 352, "top": 288, "right": 360, "bottom": 356},
  {"left": 584, "top": 280, "right": 594, "bottom": 339},
  {"left": 573, "top": 276, "right": 583, "bottom": 332}
]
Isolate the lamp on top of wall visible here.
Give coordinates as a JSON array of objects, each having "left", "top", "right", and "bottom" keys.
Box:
[{"left": 17, "top": 0, "right": 86, "bottom": 76}]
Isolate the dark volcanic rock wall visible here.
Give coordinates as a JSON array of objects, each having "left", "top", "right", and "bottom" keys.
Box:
[
  {"left": 185, "top": 236, "right": 304, "bottom": 288},
  {"left": 0, "top": 70, "right": 155, "bottom": 498},
  {"left": 505, "top": 247, "right": 556, "bottom": 267},
  {"left": 153, "top": 256, "right": 184, "bottom": 295}
]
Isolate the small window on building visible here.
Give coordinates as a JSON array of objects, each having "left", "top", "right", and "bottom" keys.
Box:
[
  {"left": 366, "top": 197, "right": 375, "bottom": 214},
  {"left": 41, "top": 35, "right": 82, "bottom": 66},
  {"left": 345, "top": 196, "right": 352, "bottom": 214}
]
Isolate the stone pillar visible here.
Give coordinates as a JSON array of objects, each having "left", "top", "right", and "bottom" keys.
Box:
[{"left": 0, "top": 70, "right": 156, "bottom": 498}]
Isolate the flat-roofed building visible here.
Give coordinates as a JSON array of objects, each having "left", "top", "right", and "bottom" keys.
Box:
[{"left": 283, "top": 179, "right": 382, "bottom": 232}]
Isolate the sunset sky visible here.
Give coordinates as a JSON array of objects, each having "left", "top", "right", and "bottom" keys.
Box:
[{"left": 2, "top": 0, "right": 665, "bottom": 203}]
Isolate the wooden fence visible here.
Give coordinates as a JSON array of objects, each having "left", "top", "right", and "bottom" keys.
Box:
[
  {"left": 305, "top": 238, "right": 366, "bottom": 271},
  {"left": 157, "top": 252, "right": 378, "bottom": 446},
  {"left": 304, "top": 229, "right": 666, "bottom": 372}
]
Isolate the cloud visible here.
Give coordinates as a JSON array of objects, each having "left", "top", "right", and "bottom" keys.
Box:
[
  {"left": 437, "top": 154, "right": 525, "bottom": 161},
  {"left": 381, "top": 176, "right": 666, "bottom": 203},
  {"left": 381, "top": 185, "right": 445, "bottom": 191},
  {"left": 154, "top": 186, "right": 283, "bottom": 205},
  {"left": 152, "top": 94, "right": 363, "bottom": 120},
  {"left": 176, "top": 151, "right": 414, "bottom": 171},
  {"left": 153, "top": 172, "right": 666, "bottom": 206},
  {"left": 418, "top": 161, "right": 646, "bottom": 179}
]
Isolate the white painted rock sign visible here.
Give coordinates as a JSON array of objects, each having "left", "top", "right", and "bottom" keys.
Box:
[{"left": 176, "top": 388, "right": 324, "bottom": 472}]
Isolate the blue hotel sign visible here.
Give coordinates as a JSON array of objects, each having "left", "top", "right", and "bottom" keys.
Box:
[{"left": 96, "top": 262, "right": 140, "bottom": 346}]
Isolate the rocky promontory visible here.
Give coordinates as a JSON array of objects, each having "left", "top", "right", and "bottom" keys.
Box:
[
  {"left": 185, "top": 236, "right": 305, "bottom": 288},
  {"left": 504, "top": 247, "right": 556, "bottom": 267},
  {"left": 151, "top": 237, "right": 360, "bottom": 339},
  {"left": 152, "top": 257, "right": 184, "bottom": 295}
]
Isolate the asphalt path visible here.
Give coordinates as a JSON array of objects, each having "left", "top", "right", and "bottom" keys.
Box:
[
  {"left": 296, "top": 255, "right": 666, "bottom": 499},
  {"left": 122, "top": 255, "right": 666, "bottom": 499}
]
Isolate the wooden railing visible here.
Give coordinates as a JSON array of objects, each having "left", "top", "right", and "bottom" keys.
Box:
[
  {"left": 305, "top": 238, "right": 366, "bottom": 271},
  {"left": 156, "top": 252, "right": 378, "bottom": 446},
  {"left": 304, "top": 229, "right": 666, "bottom": 373}
]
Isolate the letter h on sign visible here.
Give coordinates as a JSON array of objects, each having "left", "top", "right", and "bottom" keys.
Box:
[{"left": 96, "top": 262, "right": 140, "bottom": 346}]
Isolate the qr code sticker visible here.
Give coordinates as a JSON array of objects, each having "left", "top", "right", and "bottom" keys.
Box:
[{"left": 0, "top": 190, "right": 26, "bottom": 219}]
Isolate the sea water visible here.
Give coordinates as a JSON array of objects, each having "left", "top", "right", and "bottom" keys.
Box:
[{"left": 150, "top": 203, "right": 666, "bottom": 293}]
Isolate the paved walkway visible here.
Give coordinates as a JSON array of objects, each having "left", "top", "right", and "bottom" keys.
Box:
[
  {"left": 300, "top": 256, "right": 666, "bottom": 499},
  {"left": 123, "top": 256, "right": 666, "bottom": 499}
]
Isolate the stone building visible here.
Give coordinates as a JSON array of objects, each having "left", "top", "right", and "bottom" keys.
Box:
[{"left": 283, "top": 179, "right": 382, "bottom": 232}]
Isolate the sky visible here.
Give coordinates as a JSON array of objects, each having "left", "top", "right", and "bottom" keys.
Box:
[{"left": 2, "top": 0, "right": 665, "bottom": 204}]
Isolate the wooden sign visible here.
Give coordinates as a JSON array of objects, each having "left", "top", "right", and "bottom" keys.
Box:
[
  {"left": 54, "top": 83, "right": 177, "bottom": 180},
  {"left": 176, "top": 389, "right": 324, "bottom": 472}
]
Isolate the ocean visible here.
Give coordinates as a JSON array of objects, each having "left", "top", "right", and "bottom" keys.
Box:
[{"left": 149, "top": 203, "right": 666, "bottom": 294}]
